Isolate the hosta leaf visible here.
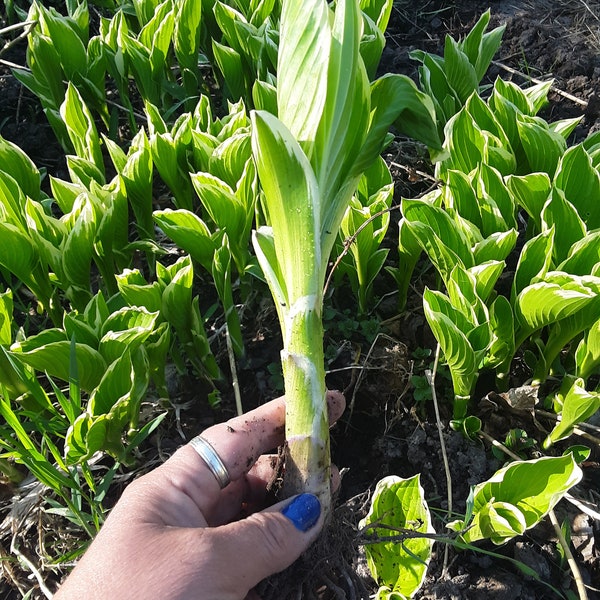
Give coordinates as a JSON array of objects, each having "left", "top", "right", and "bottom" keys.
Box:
[
  {"left": 377, "top": 74, "right": 441, "bottom": 155},
  {"left": 174, "top": 0, "right": 202, "bottom": 72},
  {"left": 116, "top": 269, "right": 163, "bottom": 312},
  {"left": 36, "top": 4, "right": 87, "bottom": 79},
  {"left": 0, "top": 222, "right": 38, "bottom": 283},
  {"left": 61, "top": 198, "right": 96, "bottom": 300},
  {"left": 485, "top": 294, "right": 515, "bottom": 369},
  {"left": 10, "top": 337, "right": 106, "bottom": 393},
  {"left": 153, "top": 209, "right": 215, "bottom": 271},
  {"left": 250, "top": 111, "right": 321, "bottom": 299},
  {"left": 558, "top": 231, "right": 600, "bottom": 276},
  {"left": 438, "top": 108, "right": 486, "bottom": 177},
  {"left": 554, "top": 144, "right": 600, "bottom": 230},
  {"left": 511, "top": 228, "right": 554, "bottom": 303},
  {"left": 472, "top": 230, "right": 517, "bottom": 265},
  {"left": 445, "top": 169, "right": 482, "bottom": 230},
  {"left": 517, "top": 114, "right": 566, "bottom": 176},
  {"left": 444, "top": 36, "right": 478, "bottom": 104},
  {"left": 549, "top": 117, "right": 583, "bottom": 141},
  {"left": 545, "top": 378, "right": 600, "bottom": 446},
  {"left": 360, "top": 475, "right": 434, "bottom": 599},
  {"left": 402, "top": 198, "right": 472, "bottom": 266},
  {"left": 469, "top": 260, "right": 505, "bottom": 303},
  {"left": 0, "top": 289, "right": 13, "bottom": 347},
  {"left": 191, "top": 172, "right": 245, "bottom": 238},
  {"left": 88, "top": 349, "right": 140, "bottom": 417},
  {"left": 476, "top": 162, "right": 516, "bottom": 232},
  {"left": 424, "top": 288, "right": 477, "bottom": 401},
  {"left": 360, "top": 0, "right": 393, "bottom": 33},
  {"left": 0, "top": 136, "right": 41, "bottom": 201},
  {"left": 98, "top": 307, "right": 159, "bottom": 364},
  {"left": 359, "top": 12, "right": 385, "bottom": 78},
  {"left": 506, "top": 172, "right": 551, "bottom": 234},
  {"left": 541, "top": 190, "right": 587, "bottom": 263},
  {"left": 576, "top": 319, "right": 600, "bottom": 379},
  {"left": 460, "top": 455, "right": 582, "bottom": 544},
  {"left": 61, "top": 83, "right": 104, "bottom": 173},
  {"left": 209, "top": 133, "right": 252, "bottom": 189},
  {"left": 516, "top": 277, "right": 595, "bottom": 334},
  {"left": 277, "top": 0, "right": 330, "bottom": 159},
  {"left": 63, "top": 313, "right": 100, "bottom": 349}
]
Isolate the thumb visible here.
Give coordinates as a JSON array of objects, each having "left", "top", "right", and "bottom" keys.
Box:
[{"left": 210, "top": 494, "right": 323, "bottom": 595}]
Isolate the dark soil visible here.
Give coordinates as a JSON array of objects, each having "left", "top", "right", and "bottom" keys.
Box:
[{"left": 1, "top": 1, "right": 600, "bottom": 599}]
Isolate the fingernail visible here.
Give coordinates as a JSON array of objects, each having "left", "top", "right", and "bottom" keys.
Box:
[{"left": 281, "top": 493, "right": 321, "bottom": 532}]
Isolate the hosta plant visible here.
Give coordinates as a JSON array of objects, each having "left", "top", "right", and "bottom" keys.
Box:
[{"left": 251, "top": 0, "right": 437, "bottom": 513}]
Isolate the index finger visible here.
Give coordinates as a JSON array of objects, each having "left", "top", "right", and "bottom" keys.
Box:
[{"left": 200, "top": 389, "right": 345, "bottom": 484}]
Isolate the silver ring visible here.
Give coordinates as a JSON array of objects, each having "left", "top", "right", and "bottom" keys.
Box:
[{"left": 189, "top": 436, "right": 231, "bottom": 489}]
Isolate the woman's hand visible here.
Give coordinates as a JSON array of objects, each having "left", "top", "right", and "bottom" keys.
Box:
[{"left": 55, "top": 391, "right": 345, "bottom": 600}]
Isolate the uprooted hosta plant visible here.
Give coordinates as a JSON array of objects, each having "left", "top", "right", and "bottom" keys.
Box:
[{"left": 250, "top": 0, "right": 437, "bottom": 515}]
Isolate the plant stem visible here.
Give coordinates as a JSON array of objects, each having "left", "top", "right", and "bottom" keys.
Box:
[
  {"left": 548, "top": 509, "right": 589, "bottom": 600},
  {"left": 426, "top": 343, "right": 452, "bottom": 576},
  {"left": 281, "top": 294, "right": 331, "bottom": 516}
]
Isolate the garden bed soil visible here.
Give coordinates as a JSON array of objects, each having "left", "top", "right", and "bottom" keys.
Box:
[{"left": 1, "top": 1, "right": 600, "bottom": 598}]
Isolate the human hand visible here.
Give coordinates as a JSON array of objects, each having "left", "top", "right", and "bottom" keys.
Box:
[{"left": 55, "top": 391, "right": 345, "bottom": 600}]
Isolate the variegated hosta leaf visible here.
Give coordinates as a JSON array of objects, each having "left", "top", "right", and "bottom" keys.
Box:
[
  {"left": 545, "top": 378, "right": 600, "bottom": 447},
  {"left": 250, "top": 110, "right": 321, "bottom": 302},
  {"left": 423, "top": 288, "right": 477, "bottom": 402},
  {"left": 516, "top": 276, "right": 596, "bottom": 334},
  {"left": 360, "top": 475, "right": 434, "bottom": 599},
  {"left": 10, "top": 334, "right": 107, "bottom": 393},
  {"left": 451, "top": 455, "right": 582, "bottom": 545},
  {"left": 153, "top": 209, "right": 216, "bottom": 271},
  {"left": 277, "top": 0, "right": 330, "bottom": 159}
]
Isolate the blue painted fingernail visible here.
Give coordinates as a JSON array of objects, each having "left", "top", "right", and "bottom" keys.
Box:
[{"left": 281, "top": 493, "right": 321, "bottom": 532}]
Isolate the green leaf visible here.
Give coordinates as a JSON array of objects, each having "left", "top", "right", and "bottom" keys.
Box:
[
  {"left": 516, "top": 275, "right": 596, "bottom": 335},
  {"left": 541, "top": 190, "right": 587, "bottom": 264},
  {"left": 0, "top": 136, "right": 41, "bottom": 201},
  {"left": 98, "top": 307, "right": 159, "bottom": 364},
  {"left": 545, "top": 378, "right": 600, "bottom": 446},
  {"left": 10, "top": 336, "right": 107, "bottom": 393},
  {"left": 558, "top": 231, "right": 600, "bottom": 276},
  {"left": 506, "top": 172, "right": 551, "bottom": 235},
  {"left": 576, "top": 318, "right": 600, "bottom": 380},
  {"left": 251, "top": 111, "right": 321, "bottom": 300},
  {"left": 360, "top": 475, "right": 434, "bottom": 599},
  {"left": 517, "top": 114, "right": 566, "bottom": 176},
  {"left": 153, "top": 209, "right": 215, "bottom": 271},
  {"left": 511, "top": 228, "right": 555, "bottom": 303},
  {"left": 473, "top": 230, "right": 517, "bottom": 265},
  {"left": 469, "top": 261, "right": 505, "bottom": 303},
  {"left": 460, "top": 455, "right": 582, "bottom": 544},
  {"left": 423, "top": 288, "right": 477, "bottom": 405},
  {"left": 277, "top": 0, "right": 330, "bottom": 160},
  {"left": 0, "top": 289, "right": 13, "bottom": 346},
  {"left": 444, "top": 36, "right": 478, "bottom": 104},
  {"left": 60, "top": 83, "right": 104, "bottom": 175},
  {"left": 485, "top": 294, "right": 515, "bottom": 369},
  {"left": 554, "top": 144, "right": 600, "bottom": 230}
]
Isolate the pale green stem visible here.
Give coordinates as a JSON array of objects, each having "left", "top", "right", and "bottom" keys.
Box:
[{"left": 281, "top": 293, "right": 331, "bottom": 516}]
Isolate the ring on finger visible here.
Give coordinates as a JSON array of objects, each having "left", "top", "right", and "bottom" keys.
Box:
[{"left": 189, "top": 435, "right": 231, "bottom": 489}]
